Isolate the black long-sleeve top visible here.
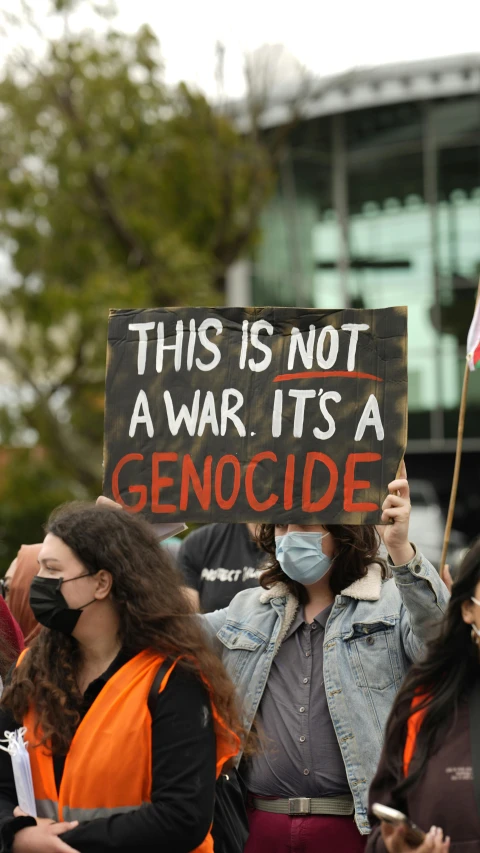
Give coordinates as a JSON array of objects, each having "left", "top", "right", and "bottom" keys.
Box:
[{"left": 0, "top": 650, "right": 217, "bottom": 853}]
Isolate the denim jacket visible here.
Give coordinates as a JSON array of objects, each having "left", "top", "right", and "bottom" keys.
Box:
[{"left": 203, "top": 550, "right": 449, "bottom": 834}]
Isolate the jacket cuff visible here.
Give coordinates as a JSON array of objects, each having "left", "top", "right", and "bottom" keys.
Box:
[
  {"left": 387, "top": 544, "right": 422, "bottom": 575},
  {"left": 0, "top": 816, "right": 37, "bottom": 852}
]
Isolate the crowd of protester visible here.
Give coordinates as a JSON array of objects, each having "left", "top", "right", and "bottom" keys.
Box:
[{"left": 0, "top": 467, "right": 478, "bottom": 852}]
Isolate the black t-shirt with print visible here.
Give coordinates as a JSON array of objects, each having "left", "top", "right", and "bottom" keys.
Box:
[{"left": 178, "top": 523, "right": 264, "bottom": 613}]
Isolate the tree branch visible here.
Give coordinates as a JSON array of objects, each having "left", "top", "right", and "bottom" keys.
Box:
[
  {"left": 48, "top": 331, "right": 87, "bottom": 396},
  {"left": 0, "top": 340, "right": 100, "bottom": 489},
  {"left": 54, "top": 83, "right": 152, "bottom": 268}
]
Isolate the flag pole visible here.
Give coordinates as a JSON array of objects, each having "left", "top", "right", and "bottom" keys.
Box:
[
  {"left": 439, "top": 361, "right": 470, "bottom": 575},
  {"left": 439, "top": 281, "right": 480, "bottom": 576}
]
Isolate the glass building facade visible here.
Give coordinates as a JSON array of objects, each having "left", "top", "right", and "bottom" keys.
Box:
[{"left": 252, "top": 60, "right": 480, "bottom": 536}]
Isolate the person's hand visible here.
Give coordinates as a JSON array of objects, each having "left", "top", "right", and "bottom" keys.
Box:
[
  {"left": 380, "top": 460, "right": 415, "bottom": 567},
  {"left": 14, "top": 806, "right": 55, "bottom": 827},
  {"left": 96, "top": 496, "right": 122, "bottom": 510},
  {"left": 12, "top": 821, "right": 79, "bottom": 853},
  {"left": 440, "top": 564, "right": 453, "bottom": 595},
  {"left": 382, "top": 823, "right": 450, "bottom": 852}
]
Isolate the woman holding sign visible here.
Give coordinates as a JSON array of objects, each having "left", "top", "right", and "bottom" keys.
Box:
[
  {"left": 0, "top": 503, "right": 241, "bottom": 853},
  {"left": 204, "top": 464, "right": 449, "bottom": 852}
]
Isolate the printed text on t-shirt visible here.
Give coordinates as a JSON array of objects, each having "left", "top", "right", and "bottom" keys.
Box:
[{"left": 200, "top": 566, "right": 262, "bottom": 583}]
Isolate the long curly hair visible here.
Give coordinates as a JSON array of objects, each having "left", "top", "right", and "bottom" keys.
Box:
[
  {"left": 257, "top": 523, "right": 386, "bottom": 602},
  {"left": 1, "top": 503, "right": 243, "bottom": 756}
]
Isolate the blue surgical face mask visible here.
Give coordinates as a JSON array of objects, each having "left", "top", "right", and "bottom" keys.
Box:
[{"left": 275, "top": 531, "right": 333, "bottom": 586}]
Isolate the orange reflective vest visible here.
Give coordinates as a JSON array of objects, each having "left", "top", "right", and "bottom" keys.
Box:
[{"left": 19, "top": 648, "right": 239, "bottom": 852}]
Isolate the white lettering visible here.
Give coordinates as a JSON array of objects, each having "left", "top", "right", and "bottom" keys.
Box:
[
  {"left": 239, "top": 320, "right": 249, "bottom": 369},
  {"left": 196, "top": 318, "right": 223, "bottom": 371},
  {"left": 313, "top": 390, "right": 341, "bottom": 439},
  {"left": 287, "top": 325, "right": 315, "bottom": 370},
  {"left": 186, "top": 318, "right": 197, "bottom": 371},
  {"left": 341, "top": 323, "right": 369, "bottom": 372},
  {"left": 316, "top": 326, "right": 339, "bottom": 369},
  {"left": 242, "top": 566, "right": 263, "bottom": 581},
  {"left": 248, "top": 320, "right": 274, "bottom": 372},
  {"left": 200, "top": 568, "right": 216, "bottom": 582},
  {"left": 272, "top": 389, "right": 283, "bottom": 437},
  {"left": 197, "top": 391, "right": 219, "bottom": 437},
  {"left": 156, "top": 320, "right": 184, "bottom": 373},
  {"left": 221, "top": 389, "right": 246, "bottom": 437},
  {"left": 164, "top": 390, "right": 200, "bottom": 436},
  {"left": 200, "top": 567, "right": 247, "bottom": 583},
  {"left": 128, "top": 322, "right": 155, "bottom": 375},
  {"left": 129, "top": 389, "right": 154, "bottom": 438},
  {"left": 354, "top": 394, "right": 385, "bottom": 441},
  {"left": 288, "top": 389, "right": 316, "bottom": 438}
]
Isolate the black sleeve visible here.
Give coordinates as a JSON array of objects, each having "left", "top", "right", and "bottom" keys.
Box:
[
  {"left": 60, "top": 665, "right": 217, "bottom": 853},
  {"left": 177, "top": 529, "right": 206, "bottom": 591}
]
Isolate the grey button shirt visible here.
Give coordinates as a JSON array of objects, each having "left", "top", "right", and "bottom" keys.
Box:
[{"left": 244, "top": 604, "right": 350, "bottom": 798}]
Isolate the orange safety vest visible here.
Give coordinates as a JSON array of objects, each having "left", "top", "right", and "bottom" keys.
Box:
[
  {"left": 18, "top": 648, "right": 239, "bottom": 852},
  {"left": 403, "top": 693, "right": 428, "bottom": 777}
]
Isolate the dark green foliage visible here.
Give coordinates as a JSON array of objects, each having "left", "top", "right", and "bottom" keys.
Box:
[{"left": 0, "top": 7, "right": 274, "bottom": 568}]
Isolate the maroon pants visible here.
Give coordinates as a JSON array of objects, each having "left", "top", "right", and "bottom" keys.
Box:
[{"left": 244, "top": 807, "right": 367, "bottom": 853}]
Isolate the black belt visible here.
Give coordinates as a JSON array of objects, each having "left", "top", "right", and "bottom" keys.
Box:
[{"left": 251, "top": 794, "right": 355, "bottom": 816}]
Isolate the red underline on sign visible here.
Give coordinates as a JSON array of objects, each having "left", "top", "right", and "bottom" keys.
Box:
[{"left": 273, "top": 371, "right": 383, "bottom": 383}]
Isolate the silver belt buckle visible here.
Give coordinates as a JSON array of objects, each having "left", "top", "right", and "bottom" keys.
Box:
[{"left": 289, "top": 797, "right": 311, "bottom": 815}]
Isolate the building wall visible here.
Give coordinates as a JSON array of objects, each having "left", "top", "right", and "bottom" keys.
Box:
[{"left": 252, "top": 94, "right": 480, "bottom": 537}]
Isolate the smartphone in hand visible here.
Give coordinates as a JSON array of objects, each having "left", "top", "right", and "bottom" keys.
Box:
[{"left": 372, "top": 803, "right": 426, "bottom": 847}]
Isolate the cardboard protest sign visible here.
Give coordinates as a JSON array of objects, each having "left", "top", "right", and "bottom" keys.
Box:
[{"left": 103, "top": 306, "right": 407, "bottom": 524}]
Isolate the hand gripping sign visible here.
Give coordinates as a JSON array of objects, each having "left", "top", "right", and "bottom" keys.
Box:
[{"left": 103, "top": 306, "right": 407, "bottom": 524}]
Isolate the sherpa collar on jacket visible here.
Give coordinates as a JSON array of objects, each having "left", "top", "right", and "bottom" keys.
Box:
[{"left": 259, "top": 563, "right": 384, "bottom": 653}]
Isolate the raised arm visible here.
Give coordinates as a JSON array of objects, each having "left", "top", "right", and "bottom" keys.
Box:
[{"left": 380, "top": 463, "right": 449, "bottom": 660}]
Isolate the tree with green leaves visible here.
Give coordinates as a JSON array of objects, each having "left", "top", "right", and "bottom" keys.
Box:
[{"left": 0, "top": 1, "right": 274, "bottom": 566}]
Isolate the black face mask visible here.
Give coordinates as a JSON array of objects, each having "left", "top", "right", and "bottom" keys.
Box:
[{"left": 29, "top": 573, "right": 97, "bottom": 635}]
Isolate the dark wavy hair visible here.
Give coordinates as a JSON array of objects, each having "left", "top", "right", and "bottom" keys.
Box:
[
  {"left": 257, "top": 523, "right": 386, "bottom": 601},
  {"left": 382, "top": 538, "right": 480, "bottom": 803},
  {"left": 2, "top": 503, "right": 243, "bottom": 755}
]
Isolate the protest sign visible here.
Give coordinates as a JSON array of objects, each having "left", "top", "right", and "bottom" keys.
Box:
[{"left": 103, "top": 306, "right": 407, "bottom": 524}]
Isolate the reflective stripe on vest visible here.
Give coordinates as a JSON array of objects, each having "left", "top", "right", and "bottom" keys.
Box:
[
  {"left": 62, "top": 804, "right": 146, "bottom": 822},
  {"left": 20, "top": 649, "right": 240, "bottom": 853},
  {"left": 36, "top": 799, "right": 58, "bottom": 821}
]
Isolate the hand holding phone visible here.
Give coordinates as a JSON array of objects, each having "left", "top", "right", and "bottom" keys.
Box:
[
  {"left": 372, "top": 804, "right": 450, "bottom": 851},
  {"left": 372, "top": 804, "right": 425, "bottom": 847}
]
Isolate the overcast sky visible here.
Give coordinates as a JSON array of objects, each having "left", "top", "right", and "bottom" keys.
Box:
[
  {"left": 106, "top": 0, "right": 480, "bottom": 96},
  {"left": 3, "top": 0, "right": 480, "bottom": 97}
]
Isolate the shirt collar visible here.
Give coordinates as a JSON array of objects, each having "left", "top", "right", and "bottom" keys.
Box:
[
  {"left": 283, "top": 602, "right": 333, "bottom": 641},
  {"left": 82, "top": 647, "right": 133, "bottom": 702},
  {"left": 313, "top": 603, "right": 333, "bottom": 628}
]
